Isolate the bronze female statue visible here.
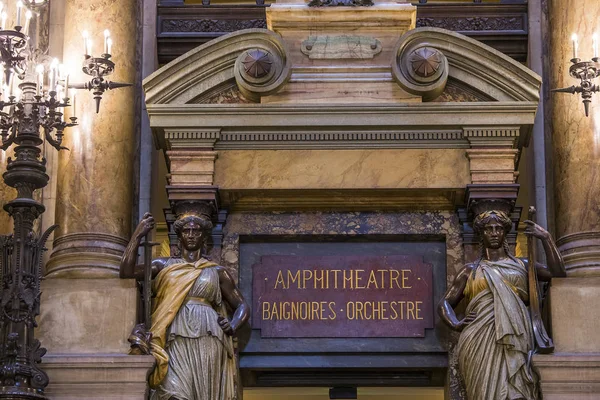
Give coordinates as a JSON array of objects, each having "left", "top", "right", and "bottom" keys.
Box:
[
  {"left": 439, "top": 210, "right": 566, "bottom": 400},
  {"left": 120, "top": 208, "right": 249, "bottom": 400}
]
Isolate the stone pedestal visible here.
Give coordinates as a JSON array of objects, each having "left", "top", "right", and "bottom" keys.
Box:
[
  {"left": 534, "top": 354, "right": 600, "bottom": 400},
  {"left": 42, "top": 354, "right": 154, "bottom": 400},
  {"left": 37, "top": 279, "right": 138, "bottom": 354}
]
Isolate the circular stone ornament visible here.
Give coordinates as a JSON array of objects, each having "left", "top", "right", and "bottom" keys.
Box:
[
  {"left": 242, "top": 49, "right": 273, "bottom": 79},
  {"left": 409, "top": 47, "right": 443, "bottom": 78}
]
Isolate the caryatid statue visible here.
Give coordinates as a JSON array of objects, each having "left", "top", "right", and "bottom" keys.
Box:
[
  {"left": 439, "top": 210, "right": 566, "bottom": 399},
  {"left": 120, "top": 202, "right": 249, "bottom": 400}
]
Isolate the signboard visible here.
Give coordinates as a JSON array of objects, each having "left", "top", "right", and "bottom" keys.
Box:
[{"left": 252, "top": 255, "right": 434, "bottom": 338}]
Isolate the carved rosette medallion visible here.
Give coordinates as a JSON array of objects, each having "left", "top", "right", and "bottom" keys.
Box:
[
  {"left": 242, "top": 49, "right": 273, "bottom": 79},
  {"left": 234, "top": 42, "right": 291, "bottom": 102},
  {"left": 409, "top": 47, "right": 443, "bottom": 78},
  {"left": 392, "top": 42, "right": 449, "bottom": 101}
]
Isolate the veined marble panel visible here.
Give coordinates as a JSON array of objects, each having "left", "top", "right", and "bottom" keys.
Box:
[{"left": 214, "top": 149, "right": 470, "bottom": 190}]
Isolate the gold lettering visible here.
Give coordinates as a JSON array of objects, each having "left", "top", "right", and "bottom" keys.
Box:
[
  {"left": 271, "top": 303, "right": 280, "bottom": 320},
  {"left": 343, "top": 270, "right": 353, "bottom": 289},
  {"left": 281, "top": 302, "right": 290, "bottom": 319},
  {"left": 288, "top": 270, "right": 300, "bottom": 289},
  {"left": 407, "top": 301, "right": 416, "bottom": 320},
  {"left": 302, "top": 270, "right": 313, "bottom": 289},
  {"left": 262, "top": 302, "right": 270, "bottom": 320},
  {"left": 397, "top": 301, "right": 405, "bottom": 319},
  {"left": 274, "top": 270, "right": 286, "bottom": 289},
  {"left": 320, "top": 301, "right": 327, "bottom": 319},
  {"left": 366, "top": 270, "right": 379, "bottom": 289},
  {"left": 415, "top": 301, "right": 423, "bottom": 320},
  {"left": 355, "top": 301, "right": 365, "bottom": 320},
  {"left": 355, "top": 269, "right": 365, "bottom": 289},
  {"left": 328, "top": 302, "right": 337, "bottom": 320},
  {"left": 381, "top": 301, "right": 389, "bottom": 320},
  {"left": 378, "top": 269, "right": 387, "bottom": 288},
  {"left": 347, "top": 301, "right": 354, "bottom": 320},
  {"left": 300, "top": 302, "right": 308, "bottom": 320},
  {"left": 314, "top": 269, "right": 325, "bottom": 289},
  {"left": 390, "top": 301, "right": 399, "bottom": 320},
  {"left": 291, "top": 301, "right": 299, "bottom": 320},
  {"left": 390, "top": 269, "right": 401, "bottom": 289},
  {"left": 373, "top": 301, "right": 382, "bottom": 320},
  {"left": 332, "top": 270, "right": 341, "bottom": 289},
  {"left": 401, "top": 269, "right": 412, "bottom": 289},
  {"left": 311, "top": 302, "right": 320, "bottom": 320}
]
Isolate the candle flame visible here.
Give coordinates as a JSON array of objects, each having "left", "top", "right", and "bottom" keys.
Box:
[{"left": 572, "top": 33, "right": 579, "bottom": 42}]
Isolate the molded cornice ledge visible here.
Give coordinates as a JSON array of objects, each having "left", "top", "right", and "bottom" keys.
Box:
[
  {"left": 143, "top": 28, "right": 291, "bottom": 105},
  {"left": 392, "top": 27, "right": 541, "bottom": 102}
]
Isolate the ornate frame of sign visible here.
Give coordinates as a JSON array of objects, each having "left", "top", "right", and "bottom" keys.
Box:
[{"left": 218, "top": 210, "right": 462, "bottom": 387}]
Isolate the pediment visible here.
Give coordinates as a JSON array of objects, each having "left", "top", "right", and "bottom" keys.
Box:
[{"left": 144, "top": 27, "right": 540, "bottom": 106}]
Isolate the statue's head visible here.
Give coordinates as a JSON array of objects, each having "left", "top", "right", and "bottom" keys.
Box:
[
  {"left": 473, "top": 210, "right": 512, "bottom": 250},
  {"left": 173, "top": 214, "right": 213, "bottom": 252}
]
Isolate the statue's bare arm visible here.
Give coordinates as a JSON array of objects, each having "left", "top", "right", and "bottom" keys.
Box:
[
  {"left": 120, "top": 212, "right": 168, "bottom": 280},
  {"left": 217, "top": 266, "right": 250, "bottom": 335},
  {"left": 523, "top": 220, "right": 566, "bottom": 281},
  {"left": 438, "top": 264, "right": 475, "bottom": 332}
]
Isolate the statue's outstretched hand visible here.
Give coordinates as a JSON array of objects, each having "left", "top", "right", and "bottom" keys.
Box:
[
  {"left": 523, "top": 220, "right": 550, "bottom": 240},
  {"left": 218, "top": 316, "right": 234, "bottom": 336},
  {"left": 135, "top": 212, "right": 155, "bottom": 240}
]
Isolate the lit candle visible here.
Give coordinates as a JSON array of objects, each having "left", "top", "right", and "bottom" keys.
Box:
[
  {"left": 71, "top": 89, "right": 76, "bottom": 118},
  {"left": 16, "top": 1, "right": 22, "bottom": 27},
  {"left": 82, "top": 30, "right": 89, "bottom": 55},
  {"left": 86, "top": 39, "right": 92, "bottom": 57},
  {"left": 572, "top": 33, "right": 579, "bottom": 59},
  {"left": 56, "top": 84, "right": 63, "bottom": 102},
  {"left": 103, "top": 29, "right": 110, "bottom": 54},
  {"left": 36, "top": 64, "right": 43, "bottom": 95},
  {"left": 23, "top": 10, "right": 31, "bottom": 35},
  {"left": 107, "top": 38, "right": 112, "bottom": 55},
  {"left": 0, "top": 3, "right": 4, "bottom": 19},
  {"left": 8, "top": 72, "right": 14, "bottom": 97},
  {"left": 594, "top": 33, "right": 599, "bottom": 59},
  {"left": 49, "top": 58, "right": 58, "bottom": 92},
  {"left": 2, "top": 12, "right": 7, "bottom": 30}
]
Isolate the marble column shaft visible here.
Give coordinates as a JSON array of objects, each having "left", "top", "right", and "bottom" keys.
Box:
[
  {"left": 533, "top": 4, "right": 600, "bottom": 399},
  {"left": 46, "top": 0, "right": 137, "bottom": 278},
  {"left": 549, "top": 0, "right": 600, "bottom": 276}
]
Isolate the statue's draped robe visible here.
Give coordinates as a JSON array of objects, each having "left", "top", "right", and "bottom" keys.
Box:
[
  {"left": 457, "top": 258, "right": 539, "bottom": 400},
  {"left": 149, "top": 258, "right": 236, "bottom": 400}
]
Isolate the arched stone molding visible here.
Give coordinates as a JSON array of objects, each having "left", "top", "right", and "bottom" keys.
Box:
[
  {"left": 392, "top": 27, "right": 541, "bottom": 102},
  {"left": 144, "top": 29, "right": 291, "bottom": 105}
]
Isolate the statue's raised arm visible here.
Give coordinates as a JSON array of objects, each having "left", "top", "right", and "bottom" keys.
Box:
[
  {"left": 120, "top": 202, "right": 250, "bottom": 400},
  {"left": 438, "top": 210, "right": 564, "bottom": 400}
]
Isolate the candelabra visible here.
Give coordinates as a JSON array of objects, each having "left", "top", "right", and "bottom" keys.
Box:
[
  {"left": 552, "top": 33, "right": 600, "bottom": 117},
  {"left": 0, "top": 2, "right": 129, "bottom": 399}
]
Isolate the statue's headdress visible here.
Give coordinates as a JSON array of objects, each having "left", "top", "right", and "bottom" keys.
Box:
[
  {"left": 473, "top": 210, "right": 513, "bottom": 235},
  {"left": 172, "top": 201, "right": 215, "bottom": 234}
]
